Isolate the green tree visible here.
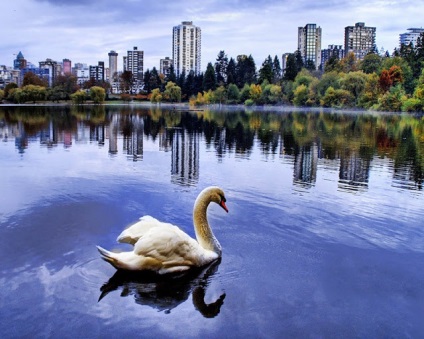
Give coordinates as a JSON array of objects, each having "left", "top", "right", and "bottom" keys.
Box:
[
  {"left": 258, "top": 55, "right": 273, "bottom": 84},
  {"left": 167, "top": 64, "right": 177, "bottom": 83},
  {"left": 150, "top": 88, "right": 162, "bottom": 103},
  {"left": 70, "top": 90, "right": 87, "bottom": 105},
  {"left": 283, "top": 54, "right": 297, "bottom": 81},
  {"left": 236, "top": 54, "right": 256, "bottom": 88},
  {"left": 377, "top": 84, "right": 406, "bottom": 111},
  {"left": 164, "top": 81, "right": 181, "bottom": 102},
  {"left": 226, "top": 57, "right": 237, "bottom": 85},
  {"left": 227, "top": 83, "right": 240, "bottom": 104},
  {"left": 214, "top": 85, "right": 227, "bottom": 105},
  {"left": 203, "top": 62, "right": 217, "bottom": 91},
  {"left": 293, "top": 84, "right": 308, "bottom": 106},
  {"left": 90, "top": 86, "right": 106, "bottom": 104},
  {"left": 360, "top": 53, "right": 382, "bottom": 74},
  {"left": 21, "top": 85, "right": 46, "bottom": 103},
  {"left": 272, "top": 55, "right": 282, "bottom": 84},
  {"left": 4, "top": 83, "right": 18, "bottom": 100},
  {"left": 339, "top": 71, "right": 368, "bottom": 104},
  {"left": 215, "top": 50, "right": 228, "bottom": 85}
]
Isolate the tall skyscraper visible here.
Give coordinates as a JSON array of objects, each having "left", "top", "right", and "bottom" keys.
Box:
[
  {"left": 399, "top": 28, "right": 424, "bottom": 47},
  {"left": 172, "top": 21, "right": 201, "bottom": 77},
  {"left": 108, "top": 50, "right": 118, "bottom": 82},
  {"left": 344, "top": 22, "right": 376, "bottom": 60},
  {"left": 124, "top": 46, "right": 143, "bottom": 86},
  {"left": 298, "top": 24, "right": 322, "bottom": 69}
]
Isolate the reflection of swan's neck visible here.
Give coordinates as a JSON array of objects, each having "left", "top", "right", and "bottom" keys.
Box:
[{"left": 193, "top": 194, "right": 222, "bottom": 255}]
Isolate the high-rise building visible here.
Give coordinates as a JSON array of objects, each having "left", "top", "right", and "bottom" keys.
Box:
[
  {"left": 108, "top": 50, "right": 118, "bottom": 83},
  {"left": 89, "top": 61, "right": 105, "bottom": 82},
  {"left": 14, "top": 51, "right": 27, "bottom": 70},
  {"left": 321, "top": 45, "right": 345, "bottom": 70},
  {"left": 399, "top": 28, "right": 424, "bottom": 47},
  {"left": 39, "top": 58, "right": 58, "bottom": 87},
  {"left": 62, "top": 59, "right": 72, "bottom": 75},
  {"left": 160, "top": 57, "right": 173, "bottom": 77},
  {"left": 172, "top": 21, "right": 201, "bottom": 76},
  {"left": 298, "top": 24, "right": 321, "bottom": 69},
  {"left": 344, "top": 22, "right": 376, "bottom": 60},
  {"left": 124, "top": 46, "right": 143, "bottom": 86}
]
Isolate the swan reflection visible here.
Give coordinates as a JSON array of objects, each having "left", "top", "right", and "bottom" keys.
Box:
[{"left": 99, "top": 260, "right": 225, "bottom": 317}]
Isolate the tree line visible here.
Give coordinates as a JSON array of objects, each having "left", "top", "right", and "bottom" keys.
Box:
[{"left": 1, "top": 33, "right": 424, "bottom": 112}]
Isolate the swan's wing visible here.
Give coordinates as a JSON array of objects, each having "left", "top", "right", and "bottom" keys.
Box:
[
  {"left": 116, "top": 216, "right": 173, "bottom": 245},
  {"left": 133, "top": 225, "right": 218, "bottom": 272}
]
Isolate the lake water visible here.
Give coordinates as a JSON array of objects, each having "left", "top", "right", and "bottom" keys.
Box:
[{"left": 0, "top": 104, "right": 423, "bottom": 338}]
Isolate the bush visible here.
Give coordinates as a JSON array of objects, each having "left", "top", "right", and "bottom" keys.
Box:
[
  {"left": 293, "top": 84, "right": 308, "bottom": 106},
  {"left": 244, "top": 99, "right": 254, "bottom": 106},
  {"left": 402, "top": 98, "right": 423, "bottom": 112},
  {"left": 70, "top": 90, "right": 87, "bottom": 105}
]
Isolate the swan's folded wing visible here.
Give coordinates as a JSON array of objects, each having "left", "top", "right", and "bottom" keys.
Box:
[
  {"left": 132, "top": 225, "right": 217, "bottom": 269},
  {"left": 116, "top": 216, "right": 171, "bottom": 245}
]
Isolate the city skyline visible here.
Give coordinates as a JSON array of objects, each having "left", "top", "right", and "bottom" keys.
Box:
[{"left": 2, "top": 0, "right": 423, "bottom": 72}]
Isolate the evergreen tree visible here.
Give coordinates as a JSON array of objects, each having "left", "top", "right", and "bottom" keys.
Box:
[
  {"left": 236, "top": 54, "right": 256, "bottom": 88},
  {"left": 143, "top": 69, "right": 151, "bottom": 93},
  {"left": 203, "top": 62, "right": 217, "bottom": 91},
  {"left": 149, "top": 67, "right": 161, "bottom": 92},
  {"left": 258, "top": 55, "right": 273, "bottom": 84},
  {"left": 283, "top": 54, "right": 298, "bottom": 81},
  {"left": 272, "top": 55, "right": 282, "bottom": 84},
  {"left": 294, "top": 49, "right": 304, "bottom": 72},
  {"left": 215, "top": 50, "right": 228, "bottom": 86},
  {"left": 167, "top": 64, "right": 177, "bottom": 83},
  {"left": 226, "top": 57, "right": 237, "bottom": 85}
]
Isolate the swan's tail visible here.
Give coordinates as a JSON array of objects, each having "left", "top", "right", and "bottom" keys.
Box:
[{"left": 96, "top": 246, "right": 120, "bottom": 269}]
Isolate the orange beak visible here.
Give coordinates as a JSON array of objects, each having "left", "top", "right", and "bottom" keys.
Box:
[{"left": 220, "top": 200, "right": 229, "bottom": 213}]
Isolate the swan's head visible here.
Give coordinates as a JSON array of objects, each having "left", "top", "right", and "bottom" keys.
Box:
[{"left": 200, "top": 186, "right": 228, "bottom": 213}]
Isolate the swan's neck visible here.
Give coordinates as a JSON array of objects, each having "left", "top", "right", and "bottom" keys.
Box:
[{"left": 193, "top": 197, "right": 222, "bottom": 255}]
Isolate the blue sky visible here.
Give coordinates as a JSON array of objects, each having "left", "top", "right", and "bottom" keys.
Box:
[{"left": 3, "top": 0, "right": 422, "bottom": 72}]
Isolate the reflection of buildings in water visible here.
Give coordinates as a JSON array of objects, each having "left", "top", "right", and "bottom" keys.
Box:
[
  {"left": 108, "top": 114, "right": 119, "bottom": 155},
  {"left": 90, "top": 124, "right": 105, "bottom": 146},
  {"left": 39, "top": 120, "right": 56, "bottom": 147},
  {"left": 293, "top": 143, "right": 319, "bottom": 187},
  {"left": 75, "top": 121, "right": 90, "bottom": 144},
  {"left": 393, "top": 161, "right": 423, "bottom": 190},
  {"left": 170, "top": 128, "right": 199, "bottom": 186},
  {"left": 339, "top": 151, "right": 371, "bottom": 190},
  {"left": 214, "top": 128, "right": 226, "bottom": 159},
  {"left": 159, "top": 127, "right": 172, "bottom": 152},
  {"left": 123, "top": 115, "right": 144, "bottom": 161}
]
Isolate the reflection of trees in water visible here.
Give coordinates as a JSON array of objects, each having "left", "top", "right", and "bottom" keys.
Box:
[
  {"left": 98, "top": 260, "right": 225, "bottom": 318},
  {"left": 1, "top": 106, "right": 423, "bottom": 190}
]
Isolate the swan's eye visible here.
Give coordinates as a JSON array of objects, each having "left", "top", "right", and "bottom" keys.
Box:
[{"left": 219, "top": 194, "right": 226, "bottom": 202}]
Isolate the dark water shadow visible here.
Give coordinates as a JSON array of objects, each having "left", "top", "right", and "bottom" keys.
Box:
[{"left": 99, "top": 259, "right": 225, "bottom": 318}]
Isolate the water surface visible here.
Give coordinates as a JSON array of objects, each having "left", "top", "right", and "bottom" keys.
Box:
[{"left": 0, "top": 105, "right": 423, "bottom": 338}]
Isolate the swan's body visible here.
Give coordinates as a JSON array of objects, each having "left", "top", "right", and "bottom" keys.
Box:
[{"left": 97, "top": 186, "right": 228, "bottom": 274}]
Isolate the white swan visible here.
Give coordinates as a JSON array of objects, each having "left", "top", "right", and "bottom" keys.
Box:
[{"left": 97, "top": 186, "right": 228, "bottom": 274}]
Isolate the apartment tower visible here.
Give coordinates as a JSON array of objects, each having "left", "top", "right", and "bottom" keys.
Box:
[
  {"left": 108, "top": 50, "right": 118, "bottom": 82},
  {"left": 344, "top": 22, "right": 376, "bottom": 60},
  {"left": 124, "top": 46, "right": 144, "bottom": 85},
  {"left": 399, "top": 28, "right": 424, "bottom": 47},
  {"left": 172, "top": 21, "right": 201, "bottom": 77},
  {"left": 298, "top": 24, "right": 322, "bottom": 70}
]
